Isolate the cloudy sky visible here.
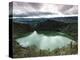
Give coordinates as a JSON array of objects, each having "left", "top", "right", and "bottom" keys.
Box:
[{"left": 9, "top": 1, "right": 78, "bottom": 18}]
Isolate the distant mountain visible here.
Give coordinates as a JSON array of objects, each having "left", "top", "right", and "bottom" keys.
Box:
[
  {"left": 13, "top": 18, "right": 78, "bottom": 41},
  {"left": 12, "top": 16, "right": 78, "bottom": 32},
  {"left": 12, "top": 18, "right": 47, "bottom": 27},
  {"left": 12, "top": 16, "right": 78, "bottom": 40},
  {"left": 11, "top": 16, "right": 78, "bottom": 27},
  {"left": 50, "top": 16, "right": 78, "bottom": 23},
  {"left": 36, "top": 19, "right": 77, "bottom": 32}
]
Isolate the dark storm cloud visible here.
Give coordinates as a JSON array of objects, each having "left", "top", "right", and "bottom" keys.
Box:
[
  {"left": 28, "top": 3, "right": 42, "bottom": 10},
  {"left": 59, "top": 5, "right": 73, "bottom": 12},
  {"left": 9, "top": 1, "right": 78, "bottom": 17},
  {"left": 62, "top": 5, "right": 78, "bottom": 14}
]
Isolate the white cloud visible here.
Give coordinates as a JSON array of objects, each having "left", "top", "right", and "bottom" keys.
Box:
[{"left": 10, "top": 2, "right": 78, "bottom": 17}]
